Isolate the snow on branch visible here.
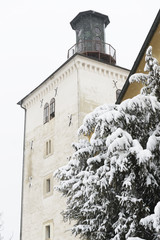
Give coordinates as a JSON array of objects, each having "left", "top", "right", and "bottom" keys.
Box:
[
  {"left": 55, "top": 46, "right": 160, "bottom": 240},
  {"left": 129, "top": 46, "right": 160, "bottom": 100},
  {"left": 140, "top": 201, "right": 160, "bottom": 234}
]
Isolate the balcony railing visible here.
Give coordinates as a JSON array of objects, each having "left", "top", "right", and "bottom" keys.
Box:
[{"left": 67, "top": 40, "right": 116, "bottom": 64}]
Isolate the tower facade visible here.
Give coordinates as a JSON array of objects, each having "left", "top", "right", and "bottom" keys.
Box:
[{"left": 18, "top": 11, "right": 129, "bottom": 240}]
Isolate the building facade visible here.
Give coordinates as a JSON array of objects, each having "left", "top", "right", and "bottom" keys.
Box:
[
  {"left": 18, "top": 11, "right": 129, "bottom": 240},
  {"left": 117, "top": 9, "right": 160, "bottom": 104}
]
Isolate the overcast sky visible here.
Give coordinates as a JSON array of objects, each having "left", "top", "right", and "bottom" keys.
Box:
[{"left": 0, "top": 0, "right": 159, "bottom": 239}]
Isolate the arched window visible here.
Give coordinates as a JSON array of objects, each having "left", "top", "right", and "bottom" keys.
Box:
[
  {"left": 44, "top": 103, "right": 49, "bottom": 124},
  {"left": 116, "top": 89, "right": 121, "bottom": 100},
  {"left": 50, "top": 98, "right": 55, "bottom": 119}
]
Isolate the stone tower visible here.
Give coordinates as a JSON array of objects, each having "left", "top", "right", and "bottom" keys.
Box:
[{"left": 18, "top": 10, "right": 129, "bottom": 240}]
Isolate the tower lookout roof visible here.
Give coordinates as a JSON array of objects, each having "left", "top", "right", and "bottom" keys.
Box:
[{"left": 70, "top": 10, "right": 110, "bottom": 30}]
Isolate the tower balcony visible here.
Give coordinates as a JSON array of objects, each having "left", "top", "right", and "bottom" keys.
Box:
[{"left": 67, "top": 40, "right": 116, "bottom": 65}]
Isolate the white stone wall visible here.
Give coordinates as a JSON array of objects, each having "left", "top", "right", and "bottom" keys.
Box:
[
  {"left": 21, "top": 54, "right": 129, "bottom": 240},
  {"left": 76, "top": 56, "right": 129, "bottom": 124}
]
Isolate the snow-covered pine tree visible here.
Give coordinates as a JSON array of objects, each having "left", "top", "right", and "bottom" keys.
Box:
[{"left": 55, "top": 46, "right": 160, "bottom": 240}]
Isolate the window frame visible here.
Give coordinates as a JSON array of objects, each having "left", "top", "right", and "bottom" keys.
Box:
[
  {"left": 46, "top": 178, "right": 51, "bottom": 193},
  {"left": 116, "top": 89, "right": 121, "bottom": 100},
  {"left": 45, "top": 139, "right": 52, "bottom": 158},
  {"left": 44, "top": 103, "right": 49, "bottom": 124},
  {"left": 43, "top": 220, "right": 53, "bottom": 240},
  {"left": 43, "top": 173, "right": 53, "bottom": 198},
  {"left": 45, "top": 225, "right": 50, "bottom": 239},
  {"left": 50, "top": 98, "right": 55, "bottom": 120}
]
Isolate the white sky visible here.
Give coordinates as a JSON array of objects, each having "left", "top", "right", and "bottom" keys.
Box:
[{"left": 0, "top": 0, "right": 159, "bottom": 239}]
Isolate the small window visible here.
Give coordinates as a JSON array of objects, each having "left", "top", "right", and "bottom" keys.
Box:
[
  {"left": 49, "top": 140, "right": 51, "bottom": 154},
  {"left": 45, "top": 225, "right": 50, "bottom": 240},
  {"left": 116, "top": 89, "right": 121, "bottom": 100},
  {"left": 43, "top": 220, "right": 53, "bottom": 240},
  {"left": 45, "top": 140, "right": 52, "bottom": 156},
  {"left": 43, "top": 174, "right": 53, "bottom": 198},
  {"left": 46, "top": 178, "right": 51, "bottom": 193},
  {"left": 44, "top": 103, "right": 49, "bottom": 124},
  {"left": 50, "top": 98, "right": 55, "bottom": 120},
  {"left": 46, "top": 141, "right": 48, "bottom": 155},
  {"left": 44, "top": 139, "right": 53, "bottom": 158}
]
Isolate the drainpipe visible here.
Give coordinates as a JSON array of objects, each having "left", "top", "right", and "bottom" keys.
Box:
[{"left": 17, "top": 101, "right": 26, "bottom": 240}]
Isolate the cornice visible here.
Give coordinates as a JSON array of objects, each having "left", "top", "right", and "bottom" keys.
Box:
[
  {"left": 23, "top": 63, "right": 77, "bottom": 109},
  {"left": 21, "top": 55, "right": 129, "bottom": 109}
]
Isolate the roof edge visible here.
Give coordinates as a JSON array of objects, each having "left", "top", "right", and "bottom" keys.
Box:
[
  {"left": 116, "top": 9, "right": 160, "bottom": 104},
  {"left": 17, "top": 53, "right": 129, "bottom": 107}
]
